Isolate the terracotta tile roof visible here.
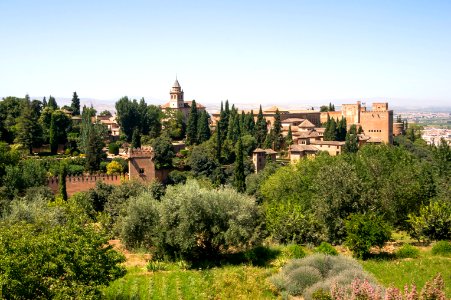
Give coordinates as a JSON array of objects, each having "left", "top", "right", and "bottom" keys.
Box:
[
  {"left": 310, "top": 140, "right": 346, "bottom": 146},
  {"left": 289, "top": 144, "right": 319, "bottom": 152}
]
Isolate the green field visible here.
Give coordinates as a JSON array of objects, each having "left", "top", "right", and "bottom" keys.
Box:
[
  {"left": 104, "top": 265, "right": 277, "bottom": 299},
  {"left": 104, "top": 247, "right": 451, "bottom": 299}
]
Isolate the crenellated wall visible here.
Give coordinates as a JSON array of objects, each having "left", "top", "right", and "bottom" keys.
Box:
[{"left": 48, "top": 174, "right": 127, "bottom": 197}]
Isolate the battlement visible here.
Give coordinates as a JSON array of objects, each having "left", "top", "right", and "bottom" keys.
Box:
[
  {"left": 128, "top": 147, "right": 154, "bottom": 159},
  {"left": 47, "top": 173, "right": 127, "bottom": 196},
  {"left": 371, "top": 102, "right": 388, "bottom": 111}
]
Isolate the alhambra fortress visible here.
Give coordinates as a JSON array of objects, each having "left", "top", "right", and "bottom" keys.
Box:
[{"left": 49, "top": 79, "right": 403, "bottom": 195}]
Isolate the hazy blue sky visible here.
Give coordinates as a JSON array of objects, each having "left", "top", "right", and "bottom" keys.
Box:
[{"left": 1, "top": 0, "right": 450, "bottom": 107}]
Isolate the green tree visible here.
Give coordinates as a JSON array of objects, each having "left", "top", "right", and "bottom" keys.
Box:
[
  {"left": 286, "top": 125, "right": 293, "bottom": 147},
  {"left": 344, "top": 125, "right": 359, "bottom": 153},
  {"left": 79, "top": 107, "right": 107, "bottom": 172},
  {"left": 47, "top": 95, "right": 58, "bottom": 110},
  {"left": 71, "top": 91, "right": 80, "bottom": 115},
  {"left": 345, "top": 213, "right": 391, "bottom": 259},
  {"left": 115, "top": 97, "right": 140, "bottom": 142},
  {"left": 197, "top": 110, "right": 211, "bottom": 143},
  {"left": 272, "top": 108, "right": 284, "bottom": 150},
  {"left": 15, "top": 98, "right": 42, "bottom": 154},
  {"left": 0, "top": 222, "right": 126, "bottom": 299},
  {"left": 162, "top": 109, "right": 185, "bottom": 140},
  {"left": 256, "top": 105, "right": 267, "bottom": 147},
  {"left": 131, "top": 127, "right": 141, "bottom": 148},
  {"left": 151, "top": 134, "right": 175, "bottom": 169},
  {"left": 49, "top": 113, "right": 58, "bottom": 154},
  {"left": 234, "top": 138, "right": 246, "bottom": 192},
  {"left": 215, "top": 123, "right": 222, "bottom": 162},
  {"left": 153, "top": 181, "right": 261, "bottom": 262},
  {"left": 59, "top": 163, "right": 68, "bottom": 201},
  {"left": 186, "top": 100, "right": 198, "bottom": 145}
]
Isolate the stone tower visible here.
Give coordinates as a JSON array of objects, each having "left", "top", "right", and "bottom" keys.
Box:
[
  {"left": 128, "top": 147, "right": 156, "bottom": 182},
  {"left": 169, "top": 78, "right": 184, "bottom": 108}
]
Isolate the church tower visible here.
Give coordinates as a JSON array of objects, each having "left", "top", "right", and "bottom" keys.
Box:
[{"left": 169, "top": 78, "right": 184, "bottom": 108}]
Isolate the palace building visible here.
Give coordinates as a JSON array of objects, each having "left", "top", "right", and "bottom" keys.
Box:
[{"left": 160, "top": 78, "right": 205, "bottom": 120}]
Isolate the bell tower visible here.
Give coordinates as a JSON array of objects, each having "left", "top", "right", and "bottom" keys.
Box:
[{"left": 169, "top": 78, "right": 184, "bottom": 108}]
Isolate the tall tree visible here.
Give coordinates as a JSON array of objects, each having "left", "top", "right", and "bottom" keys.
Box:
[
  {"left": 186, "top": 100, "right": 198, "bottom": 145},
  {"left": 42, "top": 96, "right": 47, "bottom": 107},
  {"left": 286, "top": 125, "right": 293, "bottom": 147},
  {"left": 272, "top": 108, "right": 284, "bottom": 150},
  {"left": 79, "top": 107, "right": 107, "bottom": 172},
  {"left": 131, "top": 127, "right": 141, "bottom": 148},
  {"left": 48, "top": 95, "right": 58, "bottom": 110},
  {"left": 219, "top": 100, "right": 230, "bottom": 140},
  {"left": 233, "top": 138, "right": 245, "bottom": 193},
  {"left": 337, "top": 116, "right": 347, "bottom": 141},
  {"left": 255, "top": 105, "right": 267, "bottom": 147},
  {"left": 49, "top": 113, "right": 58, "bottom": 154},
  {"left": 15, "top": 98, "right": 43, "bottom": 154},
  {"left": 59, "top": 162, "right": 68, "bottom": 201},
  {"left": 115, "top": 97, "right": 140, "bottom": 142},
  {"left": 215, "top": 123, "right": 222, "bottom": 162},
  {"left": 197, "top": 110, "right": 211, "bottom": 144},
  {"left": 71, "top": 92, "right": 80, "bottom": 115},
  {"left": 344, "top": 125, "right": 359, "bottom": 153}
]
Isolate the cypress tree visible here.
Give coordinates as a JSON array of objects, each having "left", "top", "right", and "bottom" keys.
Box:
[
  {"left": 71, "top": 91, "right": 80, "bottom": 115},
  {"left": 49, "top": 113, "right": 58, "bottom": 154},
  {"left": 344, "top": 131, "right": 359, "bottom": 153},
  {"left": 216, "top": 121, "right": 222, "bottom": 162},
  {"left": 197, "top": 110, "right": 211, "bottom": 143},
  {"left": 337, "top": 117, "right": 347, "bottom": 141},
  {"left": 233, "top": 137, "right": 245, "bottom": 193},
  {"left": 247, "top": 110, "right": 255, "bottom": 135},
  {"left": 42, "top": 96, "right": 47, "bottom": 107},
  {"left": 324, "top": 114, "right": 331, "bottom": 140},
  {"left": 59, "top": 163, "right": 68, "bottom": 201},
  {"left": 186, "top": 100, "right": 198, "bottom": 145},
  {"left": 329, "top": 118, "right": 337, "bottom": 141},
  {"left": 273, "top": 109, "right": 283, "bottom": 150},
  {"left": 256, "top": 105, "right": 267, "bottom": 147},
  {"left": 286, "top": 125, "right": 293, "bottom": 147},
  {"left": 48, "top": 95, "right": 58, "bottom": 110},
  {"left": 131, "top": 127, "right": 141, "bottom": 148}
]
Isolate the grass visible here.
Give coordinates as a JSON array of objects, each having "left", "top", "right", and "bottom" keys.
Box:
[
  {"left": 104, "top": 265, "right": 278, "bottom": 299},
  {"left": 362, "top": 253, "right": 451, "bottom": 297},
  {"left": 104, "top": 242, "right": 451, "bottom": 299}
]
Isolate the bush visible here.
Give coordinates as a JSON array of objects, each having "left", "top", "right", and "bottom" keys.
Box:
[
  {"left": 396, "top": 244, "right": 420, "bottom": 259},
  {"left": 408, "top": 200, "right": 451, "bottom": 242},
  {"left": 314, "top": 242, "right": 338, "bottom": 256},
  {"left": 270, "top": 254, "right": 377, "bottom": 298},
  {"left": 283, "top": 244, "right": 306, "bottom": 259},
  {"left": 106, "top": 160, "right": 123, "bottom": 174},
  {"left": 431, "top": 241, "right": 451, "bottom": 256},
  {"left": 108, "top": 142, "right": 120, "bottom": 155},
  {"left": 99, "top": 161, "right": 109, "bottom": 172},
  {"left": 167, "top": 170, "right": 188, "bottom": 185},
  {"left": 153, "top": 180, "right": 262, "bottom": 262},
  {"left": 265, "top": 200, "right": 326, "bottom": 245},
  {"left": 0, "top": 222, "right": 125, "bottom": 299},
  {"left": 345, "top": 213, "right": 391, "bottom": 259},
  {"left": 113, "top": 157, "right": 128, "bottom": 173}
]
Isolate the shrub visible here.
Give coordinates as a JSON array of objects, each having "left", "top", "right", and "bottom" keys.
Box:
[
  {"left": 431, "top": 241, "right": 451, "bottom": 256},
  {"left": 146, "top": 260, "right": 168, "bottom": 272},
  {"left": 283, "top": 244, "right": 307, "bottom": 259},
  {"left": 113, "top": 157, "right": 128, "bottom": 173},
  {"left": 167, "top": 170, "right": 188, "bottom": 185},
  {"left": 265, "top": 200, "right": 326, "bottom": 245},
  {"left": 314, "top": 242, "right": 338, "bottom": 256},
  {"left": 99, "top": 161, "right": 109, "bottom": 172},
  {"left": 271, "top": 254, "right": 376, "bottom": 299},
  {"left": 408, "top": 200, "right": 451, "bottom": 242},
  {"left": 312, "top": 289, "right": 332, "bottom": 300},
  {"left": 67, "top": 163, "right": 84, "bottom": 175},
  {"left": 0, "top": 222, "right": 125, "bottom": 299},
  {"left": 345, "top": 213, "right": 391, "bottom": 259},
  {"left": 396, "top": 244, "right": 420, "bottom": 259},
  {"left": 106, "top": 160, "right": 123, "bottom": 174},
  {"left": 108, "top": 142, "right": 120, "bottom": 155}
]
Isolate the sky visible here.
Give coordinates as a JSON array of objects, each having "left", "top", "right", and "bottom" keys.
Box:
[{"left": 1, "top": 0, "right": 450, "bottom": 109}]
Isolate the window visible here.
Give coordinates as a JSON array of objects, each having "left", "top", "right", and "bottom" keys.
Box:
[{"left": 139, "top": 168, "right": 145, "bottom": 174}]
